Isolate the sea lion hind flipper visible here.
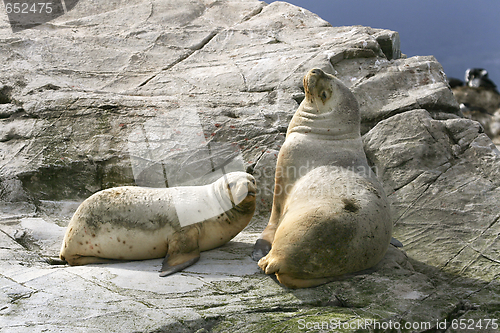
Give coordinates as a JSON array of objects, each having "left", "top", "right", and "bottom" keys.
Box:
[
  {"left": 159, "top": 250, "right": 200, "bottom": 277},
  {"left": 252, "top": 238, "right": 272, "bottom": 261},
  {"left": 276, "top": 273, "right": 339, "bottom": 289},
  {"left": 63, "top": 254, "right": 119, "bottom": 266}
]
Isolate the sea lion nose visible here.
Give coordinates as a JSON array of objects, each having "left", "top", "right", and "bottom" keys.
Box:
[{"left": 311, "top": 68, "right": 324, "bottom": 76}]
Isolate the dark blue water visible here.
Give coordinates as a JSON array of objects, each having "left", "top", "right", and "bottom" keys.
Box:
[{"left": 269, "top": 0, "right": 500, "bottom": 87}]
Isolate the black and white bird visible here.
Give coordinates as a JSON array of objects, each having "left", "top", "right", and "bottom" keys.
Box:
[{"left": 465, "top": 68, "right": 498, "bottom": 91}]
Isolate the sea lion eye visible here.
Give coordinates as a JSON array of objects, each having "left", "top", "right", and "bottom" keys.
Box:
[{"left": 320, "top": 91, "right": 329, "bottom": 101}]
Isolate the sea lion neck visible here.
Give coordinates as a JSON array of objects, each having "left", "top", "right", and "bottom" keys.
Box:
[{"left": 286, "top": 101, "right": 360, "bottom": 139}]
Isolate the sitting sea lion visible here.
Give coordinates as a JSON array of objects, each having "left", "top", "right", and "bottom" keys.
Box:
[{"left": 253, "top": 68, "right": 392, "bottom": 288}]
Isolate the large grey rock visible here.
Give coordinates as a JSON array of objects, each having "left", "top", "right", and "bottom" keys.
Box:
[
  {"left": 364, "top": 109, "right": 500, "bottom": 280},
  {"left": 1, "top": 0, "right": 499, "bottom": 332}
]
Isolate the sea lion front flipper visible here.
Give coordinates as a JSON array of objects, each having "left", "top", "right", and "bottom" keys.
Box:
[
  {"left": 159, "top": 227, "right": 201, "bottom": 277},
  {"left": 160, "top": 250, "right": 200, "bottom": 277},
  {"left": 390, "top": 237, "right": 403, "bottom": 248},
  {"left": 252, "top": 238, "right": 272, "bottom": 261}
]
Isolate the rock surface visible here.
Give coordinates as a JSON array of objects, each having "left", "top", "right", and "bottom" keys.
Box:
[{"left": 1, "top": 0, "right": 499, "bottom": 332}]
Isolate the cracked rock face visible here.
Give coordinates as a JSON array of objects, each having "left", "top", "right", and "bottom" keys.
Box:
[
  {"left": 1, "top": 0, "right": 500, "bottom": 332},
  {"left": 364, "top": 109, "right": 500, "bottom": 280}
]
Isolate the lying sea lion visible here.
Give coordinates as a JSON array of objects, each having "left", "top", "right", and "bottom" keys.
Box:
[{"left": 60, "top": 172, "right": 256, "bottom": 276}]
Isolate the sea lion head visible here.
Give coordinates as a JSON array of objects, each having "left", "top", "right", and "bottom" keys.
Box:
[
  {"left": 214, "top": 172, "right": 257, "bottom": 213},
  {"left": 303, "top": 68, "right": 334, "bottom": 106},
  {"left": 303, "top": 68, "right": 359, "bottom": 113},
  {"left": 289, "top": 68, "right": 360, "bottom": 137}
]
